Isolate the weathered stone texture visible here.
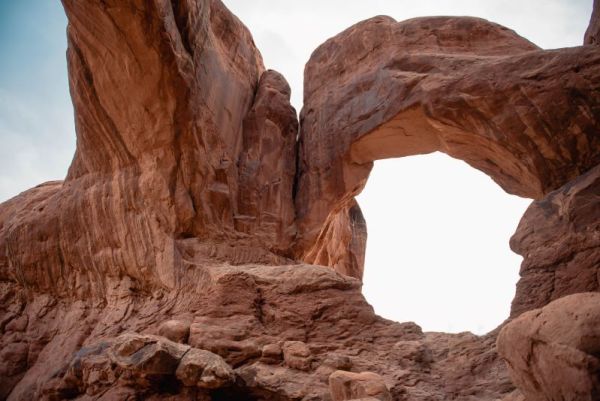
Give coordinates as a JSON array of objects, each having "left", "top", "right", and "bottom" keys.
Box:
[
  {"left": 1, "top": 0, "right": 600, "bottom": 400},
  {"left": 295, "top": 15, "right": 600, "bottom": 279}
]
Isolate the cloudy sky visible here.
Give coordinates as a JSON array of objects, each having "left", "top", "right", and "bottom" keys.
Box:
[{"left": 0, "top": 0, "right": 593, "bottom": 333}]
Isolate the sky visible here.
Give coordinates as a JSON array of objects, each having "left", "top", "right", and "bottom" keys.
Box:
[
  {"left": 0, "top": 1, "right": 73, "bottom": 199},
  {"left": 0, "top": 0, "right": 594, "bottom": 334}
]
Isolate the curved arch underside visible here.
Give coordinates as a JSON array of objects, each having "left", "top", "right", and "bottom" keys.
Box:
[{"left": 295, "top": 16, "right": 600, "bottom": 279}]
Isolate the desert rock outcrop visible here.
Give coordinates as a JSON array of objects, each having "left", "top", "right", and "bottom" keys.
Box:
[
  {"left": 329, "top": 370, "right": 392, "bottom": 401},
  {"left": 295, "top": 15, "right": 600, "bottom": 279},
  {"left": 1, "top": 0, "right": 599, "bottom": 400},
  {"left": 498, "top": 293, "right": 600, "bottom": 401},
  {"left": 510, "top": 164, "right": 600, "bottom": 317},
  {"left": 0, "top": 0, "right": 298, "bottom": 303},
  {"left": 586, "top": 0, "right": 600, "bottom": 45}
]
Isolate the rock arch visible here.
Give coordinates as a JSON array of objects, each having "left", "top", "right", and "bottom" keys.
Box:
[
  {"left": 295, "top": 16, "right": 600, "bottom": 283},
  {"left": 1, "top": 1, "right": 600, "bottom": 400}
]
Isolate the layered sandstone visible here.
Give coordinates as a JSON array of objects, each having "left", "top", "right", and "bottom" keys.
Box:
[
  {"left": 498, "top": 293, "right": 600, "bottom": 401},
  {"left": 586, "top": 0, "right": 600, "bottom": 45},
  {"left": 1, "top": 0, "right": 600, "bottom": 400},
  {"left": 1, "top": 261, "right": 517, "bottom": 401},
  {"left": 510, "top": 164, "right": 600, "bottom": 317},
  {"left": 295, "top": 15, "right": 600, "bottom": 278},
  {"left": 0, "top": 0, "right": 299, "bottom": 301}
]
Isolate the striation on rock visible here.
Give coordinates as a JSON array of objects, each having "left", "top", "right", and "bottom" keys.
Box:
[
  {"left": 498, "top": 293, "right": 600, "bottom": 401},
  {"left": 295, "top": 15, "right": 600, "bottom": 279},
  {"left": 510, "top": 163, "right": 600, "bottom": 317},
  {"left": 0, "top": 0, "right": 299, "bottom": 304},
  {"left": 586, "top": 0, "right": 600, "bottom": 45},
  {"left": 0, "top": 0, "right": 599, "bottom": 400}
]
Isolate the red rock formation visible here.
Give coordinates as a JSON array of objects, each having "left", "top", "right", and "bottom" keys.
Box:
[
  {"left": 329, "top": 370, "right": 391, "bottom": 401},
  {"left": 1, "top": 259, "right": 517, "bottom": 400},
  {"left": 295, "top": 15, "right": 600, "bottom": 278},
  {"left": 0, "top": 0, "right": 298, "bottom": 302},
  {"left": 586, "top": 0, "right": 600, "bottom": 45},
  {"left": 510, "top": 164, "right": 600, "bottom": 317},
  {"left": 1, "top": 0, "right": 599, "bottom": 400},
  {"left": 498, "top": 293, "right": 600, "bottom": 401}
]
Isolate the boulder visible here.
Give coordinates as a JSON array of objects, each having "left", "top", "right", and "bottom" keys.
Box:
[
  {"left": 109, "top": 333, "right": 189, "bottom": 376},
  {"left": 282, "top": 341, "right": 312, "bottom": 371},
  {"left": 329, "top": 371, "right": 392, "bottom": 401},
  {"left": 175, "top": 348, "right": 234, "bottom": 389},
  {"left": 158, "top": 320, "right": 191, "bottom": 344},
  {"left": 498, "top": 293, "right": 600, "bottom": 401}
]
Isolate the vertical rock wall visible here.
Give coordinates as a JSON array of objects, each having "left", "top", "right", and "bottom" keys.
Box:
[{"left": 0, "top": 0, "right": 298, "bottom": 299}]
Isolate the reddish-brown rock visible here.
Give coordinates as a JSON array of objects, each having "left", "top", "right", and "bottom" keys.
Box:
[
  {"left": 586, "top": 0, "right": 600, "bottom": 45},
  {"left": 1, "top": 258, "right": 516, "bottom": 400},
  {"left": 296, "top": 15, "right": 600, "bottom": 278},
  {"left": 175, "top": 348, "right": 235, "bottom": 389},
  {"left": 510, "top": 164, "right": 600, "bottom": 317},
  {"left": 282, "top": 340, "right": 312, "bottom": 371},
  {"left": 0, "top": 0, "right": 599, "bottom": 400},
  {"left": 158, "top": 320, "right": 191, "bottom": 344},
  {"left": 0, "top": 0, "right": 298, "bottom": 303},
  {"left": 329, "top": 370, "right": 392, "bottom": 401},
  {"left": 498, "top": 293, "right": 600, "bottom": 401}
]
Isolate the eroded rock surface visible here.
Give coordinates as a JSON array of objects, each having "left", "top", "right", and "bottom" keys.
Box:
[
  {"left": 498, "top": 293, "right": 600, "bottom": 401},
  {"left": 1, "top": 0, "right": 599, "bottom": 400},
  {"left": 329, "top": 370, "right": 392, "bottom": 401},
  {"left": 295, "top": 15, "right": 600, "bottom": 278},
  {"left": 586, "top": 0, "right": 600, "bottom": 45},
  {"left": 510, "top": 164, "right": 600, "bottom": 317},
  {"left": 0, "top": 263, "right": 515, "bottom": 400},
  {"left": 0, "top": 0, "right": 299, "bottom": 303}
]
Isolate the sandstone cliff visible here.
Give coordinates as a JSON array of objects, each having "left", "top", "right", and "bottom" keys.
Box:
[{"left": 1, "top": 1, "right": 599, "bottom": 400}]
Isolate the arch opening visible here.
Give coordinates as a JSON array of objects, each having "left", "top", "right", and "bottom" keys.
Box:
[{"left": 357, "top": 153, "right": 531, "bottom": 334}]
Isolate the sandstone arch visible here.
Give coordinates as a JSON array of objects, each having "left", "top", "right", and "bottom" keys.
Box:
[
  {"left": 1, "top": 2, "right": 600, "bottom": 400},
  {"left": 295, "top": 15, "right": 600, "bottom": 282}
]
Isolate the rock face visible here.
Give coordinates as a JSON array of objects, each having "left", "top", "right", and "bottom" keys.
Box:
[
  {"left": 329, "top": 370, "right": 392, "bottom": 401},
  {"left": 498, "top": 293, "right": 600, "bottom": 401},
  {"left": 0, "top": 262, "right": 515, "bottom": 401},
  {"left": 510, "top": 164, "right": 600, "bottom": 317},
  {"left": 1, "top": 0, "right": 600, "bottom": 400},
  {"left": 0, "top": 0, "right": 298, "bottom": 302},
  {"left": 295, "top": 15, "right": 600, "bottom": 278},
  {"left": 586, "top": 0, "right": 600, "bottom": 45}
]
